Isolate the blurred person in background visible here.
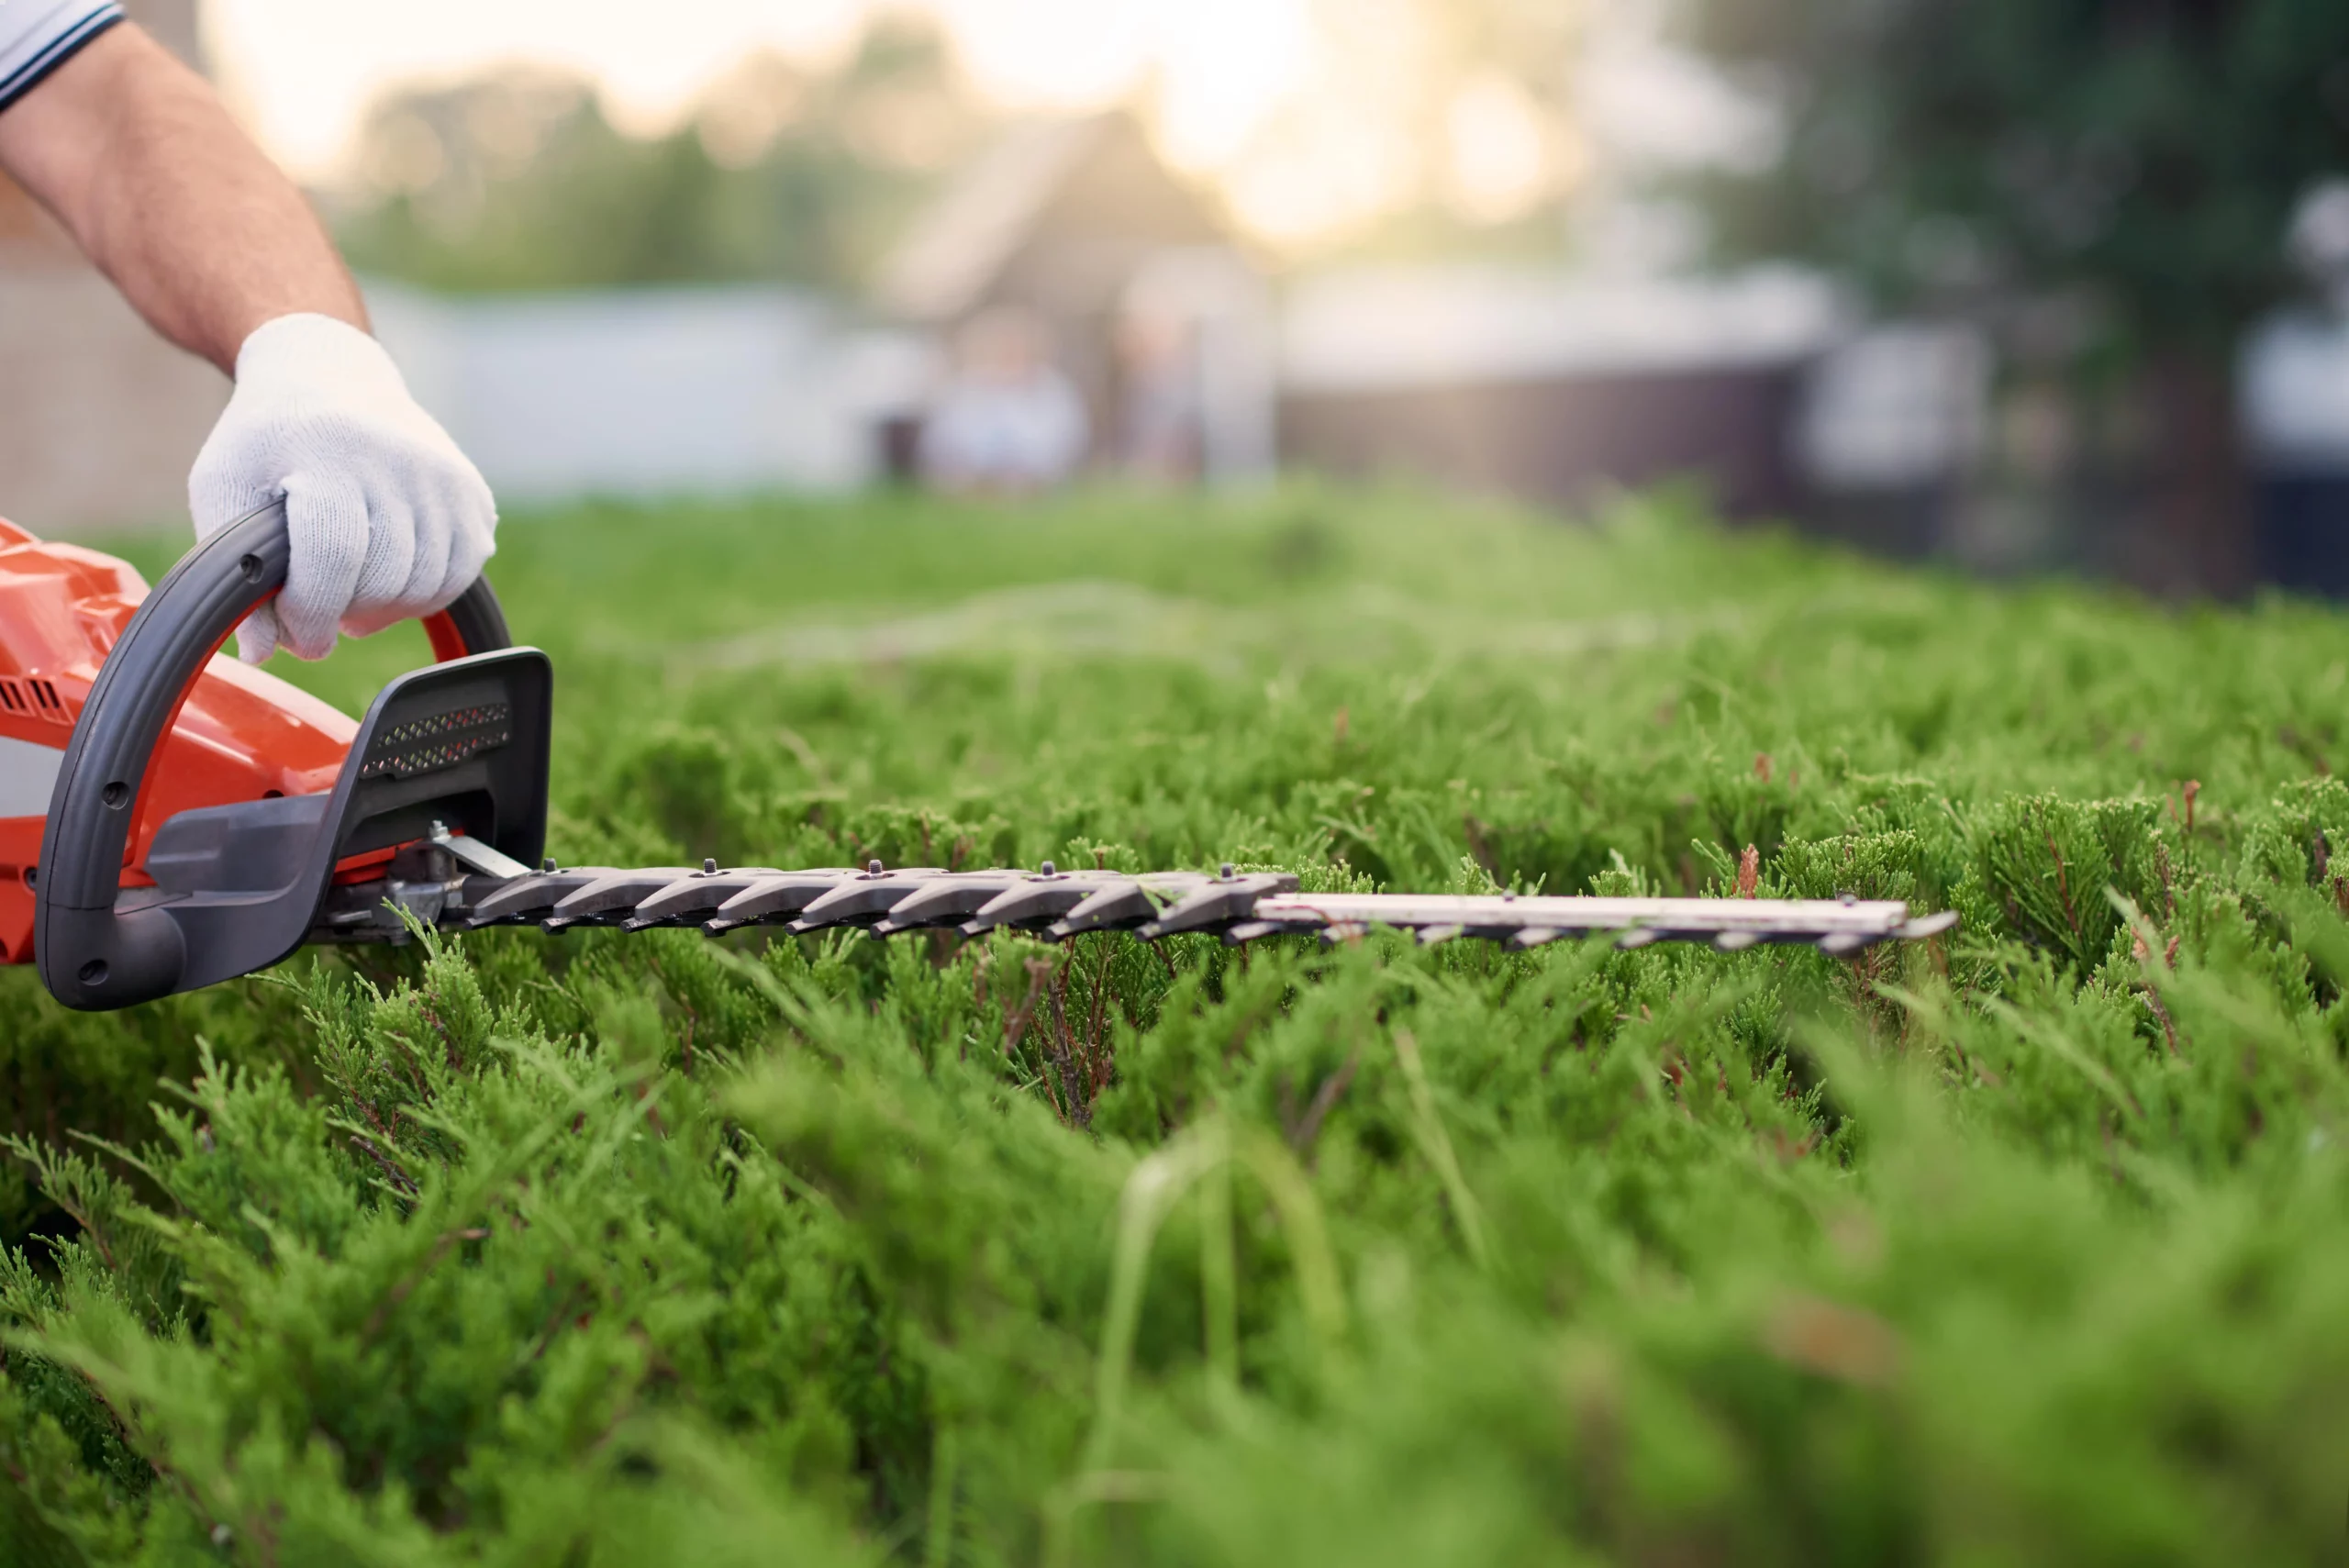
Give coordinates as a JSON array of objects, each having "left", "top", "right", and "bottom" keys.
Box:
[
  {"left": 918, "top": 306, "right": 1088, "bottom": 495},
  {"left": 1113, "top": 306, "right": 1204, "bottom": 484},
  {"left": 0, "top": 6, "right": 495, "bottom": 662}
]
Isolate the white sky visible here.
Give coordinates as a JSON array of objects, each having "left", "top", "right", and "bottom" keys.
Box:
[
  {"left": 205, "top": 0, "right": 1319, "bottom": 181},
  {"left": 201, "top": 0, "right": 1760, "bottom": 248}
]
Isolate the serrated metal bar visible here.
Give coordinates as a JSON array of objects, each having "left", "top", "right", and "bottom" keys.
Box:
[
  {"left": 1134, "top": 873, "right": 1302, "bottom": 939},
  {"left": 1048, "top": 873, "right": 1211, "bottom": 939},
  {"left": 869, "top": 872, "right": 1028, "bottom": 935},
  {"left": 962, "top": 870, "right": 1128, "bottom": 936},
  {"left": 700, "top": 870, "right": 863, "bottom": 933},
  {"left": 620, "top": 865, "right": 785, "bottom": 930},
  {"left": 369, "top": 856, "right": 1961, "bottom": 962},
  {"left": 788, "top": 866, "right": 954, "bottom": 933},
  {"left": 543, "top": 868, "right": 700, "bottom": 930},
  {"left": 464, "top": 867, "right": 621, "bottom": 928}
]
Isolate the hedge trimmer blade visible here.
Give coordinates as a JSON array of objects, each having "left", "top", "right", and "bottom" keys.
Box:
[{"left": 326, "top": 852, "right": 1957, "bottom": 957}]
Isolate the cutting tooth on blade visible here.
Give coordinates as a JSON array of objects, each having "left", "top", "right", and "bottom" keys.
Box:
[
  {"left": 1134, "top": 871, "right": 1300, "bottom": 940},
  {"left": 870, "top": 872, "right": 1026, "bottom": 935},
  {"left": 1046, "top": 873, "right": 1208, "bottom": 940},
  {"left": 961, "top": 864, "right": 1127, "bottom": 938},
  {"left": 701, "top": 870, "right": 863, "bottom": 934},
  {"left": 619, "top": 867, "right": 785, "bottom": 931},
  {"left": 786, "top": 866, "right": 952, "bottom": 934},
  {"left": 542, "top": 869, "right": 699, "bottom": 931},
  {"left": 465, "top": 868, "right": 623, "bottom": 928},
  {"left": 1896, "top": 910, "right": 1961, "bottom": 940}
]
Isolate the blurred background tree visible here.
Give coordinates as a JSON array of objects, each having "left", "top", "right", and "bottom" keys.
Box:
[
  {"left": 329, "top": 16, "right": 991, "bottom": 295},
  {"left": 1671, "top": 0, "right": 2349, "bottom": 592}
]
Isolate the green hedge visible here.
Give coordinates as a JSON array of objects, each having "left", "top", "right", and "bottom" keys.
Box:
[{"left": 4, "top": 485, "right": 2346, "bottom": 1563}]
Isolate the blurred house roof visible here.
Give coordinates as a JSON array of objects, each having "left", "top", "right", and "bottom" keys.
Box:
[
  {"left": 874, "top": 110, "right": 1234, "bottom": 324},
  {"left": 876, "top": 117, "right": 1097, "bottom": 321}
]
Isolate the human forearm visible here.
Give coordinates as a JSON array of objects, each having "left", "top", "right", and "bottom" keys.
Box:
[
  {"left": 0, "top": 23, "right": 363, "bottom": 373},
  {"left": 0, "top": 16, "right": 491, "bottom": 664}
]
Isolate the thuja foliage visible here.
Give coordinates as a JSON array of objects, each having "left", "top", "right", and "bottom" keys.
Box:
[{"left": 6, "top": 484, "right": 2349, "bottom": 1562}]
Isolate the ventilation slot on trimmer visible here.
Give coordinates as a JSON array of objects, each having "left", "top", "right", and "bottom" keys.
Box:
[
  {"left": 0, "top": 680, "right": 23, "bottom": 716},
  {"left": 28, "top": 679, "right": 66, "bottom": 723}
]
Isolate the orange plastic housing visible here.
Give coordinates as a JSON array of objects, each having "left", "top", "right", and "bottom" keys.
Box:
[{"left": 0, "top": 518, "right": 358, "bottom": 967}]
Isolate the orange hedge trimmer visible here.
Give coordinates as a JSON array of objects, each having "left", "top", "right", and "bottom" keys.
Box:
[{"left": 1, "top": 504, "right": 1954, "bottom": 1012}]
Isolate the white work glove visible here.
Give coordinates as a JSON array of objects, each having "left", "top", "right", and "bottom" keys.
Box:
[{"left": 189, "top": 313, "right": 496, "bottom": 662}]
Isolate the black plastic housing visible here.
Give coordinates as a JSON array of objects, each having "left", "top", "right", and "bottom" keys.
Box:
[{"left": 34, "top": 500, "right": 540, "bottom": 1011}]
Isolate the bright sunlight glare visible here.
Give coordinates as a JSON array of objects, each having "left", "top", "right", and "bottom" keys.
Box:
[
  {"left": 207, "top": 0, "right": 1319, "bottom": 182},
  {"left": 199, "top": 0, "right": 1641, "bottom": 250}
]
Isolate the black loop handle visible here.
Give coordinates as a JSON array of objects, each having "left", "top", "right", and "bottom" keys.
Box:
[{"left": 34, "top": 499, "right": 507, "bottom": 1005}]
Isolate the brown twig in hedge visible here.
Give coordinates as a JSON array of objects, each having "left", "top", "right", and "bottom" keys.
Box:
[
  {"left": 1002, "top": 958, "right": 1048, "bottom": 1061},
  {"left": 1736, "top": 844, "right": 1760, "bottom": 898},
  {"left": 362, "top": 1227, "right": 492, "bottom": 1342},
  {"left": 2143, "top": 984, "right": 2182, "bottom": 1058},
  {"left": 1463, "top": 814, "right": 1497, "bottom": 876},
  {"left": 2043, "top": 827, "right": 2082, "bottom": 948},
  {"left": 344, "top": 1129, "right": 421, "bottom": 1201},
  {"left": 1084, "top": 940, "right": 1115, "bottom": 1093},
  {"left": 1282, "top": 1046, "right": 1360, "bottom": 1160},
  {"left": 521, "top": 1278, "right": 596, "bottom": 1365},
  {"left": 644, "top": 953, "right": 696, "bottom": 1077},
  {"left": 2131, "top": 931, "right": 2184, "bottom": 1058},
  {"left": 1045, "top": 962, "right": 1092, "bottom": 1130}
]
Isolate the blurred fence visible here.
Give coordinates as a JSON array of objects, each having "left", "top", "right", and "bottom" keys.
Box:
[{"left": 365, "top": 282, "right": 874, "bottom": 503}]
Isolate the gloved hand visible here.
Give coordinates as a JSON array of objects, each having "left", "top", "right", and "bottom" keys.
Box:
[{"left": 188, "top": 313, "right": 495, "bottom": 662}]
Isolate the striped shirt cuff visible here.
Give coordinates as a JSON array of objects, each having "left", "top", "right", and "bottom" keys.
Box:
[{"left": 0, "top": 3, "right": 123, "bottom": 113}]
